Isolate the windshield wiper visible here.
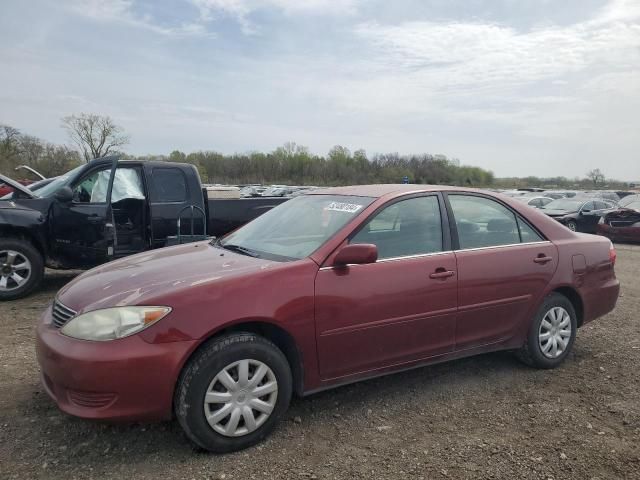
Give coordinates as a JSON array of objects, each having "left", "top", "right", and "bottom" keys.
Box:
[{"left": 220, "top": 243, "right": 261, "bottom": 258}]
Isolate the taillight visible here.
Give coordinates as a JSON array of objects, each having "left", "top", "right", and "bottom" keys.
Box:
[{"left": 609, "top": 242, "right": 617, "bottom": 266}]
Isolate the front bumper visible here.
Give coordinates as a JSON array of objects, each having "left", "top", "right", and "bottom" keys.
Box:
[{"left": 35, "top": 305, "right": 198, "bottom": 421}]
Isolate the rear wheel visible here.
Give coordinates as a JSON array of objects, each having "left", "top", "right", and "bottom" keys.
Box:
[
  {"left": 175, "top": 332, "right": 292, "bottom": 452},
  {"left": 517, "top": 293, "right": 577, "bottom": 369},
  {"left": 0, "top": 239, "right": 44, "bottom": 301}
]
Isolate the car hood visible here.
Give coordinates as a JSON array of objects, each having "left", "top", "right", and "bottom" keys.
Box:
[
  {"left": 57, "top": 241, "right": 278, "bottom": 312},
  {"left": 0, "top": 199, "right": 33, "bottom": 211},
  {"left": 0, "top": 174, "right": 36, "bottom": 198}
]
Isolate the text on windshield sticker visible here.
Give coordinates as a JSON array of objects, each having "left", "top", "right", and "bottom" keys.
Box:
[{"left": 325, "top": 202, "right": 364, "bottom": 213}]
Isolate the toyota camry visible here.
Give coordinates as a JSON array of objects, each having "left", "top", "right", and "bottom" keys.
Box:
[{"left": 36, "top": 185, "right": 620, "bottom": 452}]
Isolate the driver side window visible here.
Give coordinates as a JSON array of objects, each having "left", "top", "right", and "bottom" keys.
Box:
[
  {"left": 581, "top": 201, "right": 595, "bottom": 212},
  {"left": 351, "top": 196, "right": 443, "bottom": 260},
  {"left": 72, "top": 167, "right": 112, "bottom": 204}
]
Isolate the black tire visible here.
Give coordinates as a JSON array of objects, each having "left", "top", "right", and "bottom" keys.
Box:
[
  {"left": 0, "top": 238, "right": 44, "bottom": 301},
  {"left": 174, "top": 332, "right": 292, "bottom": 453},
  {"left": 566, "top": 220, "right": 578, "bottom": 232},
  {"left": 517, "top": 293, "right": 577, "bottom": 369}
]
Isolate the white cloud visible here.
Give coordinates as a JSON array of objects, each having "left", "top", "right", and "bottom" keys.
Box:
[
  {"left": 191, "top": 0, "right": 366, "bottom": 33},
  {"left": 68, "top": 0, "right": 212, "bottom": 37},
  {"left": 341, "top": 0, "right": 640, "bottom": 140},
  {"left": 354, "top": 8, "right": 640, "bottom": 92}
]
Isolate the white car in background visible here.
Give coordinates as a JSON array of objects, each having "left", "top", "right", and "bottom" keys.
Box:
[{"left": 516, "top": 196, "right": 555, "bottom": 209}]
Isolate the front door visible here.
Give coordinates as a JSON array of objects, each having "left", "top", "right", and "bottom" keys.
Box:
[
  {"left": 50, "top": 162, "right": 117, "bottom": 267},
  {"left": 579, "top": 201, "right": 611, "bottom": 233},
  {"left": 315, "top": 195, "right": 458, "bottom": 380},
  {"left": 446, "top": 193, "right": 558, "bottom": 350}
]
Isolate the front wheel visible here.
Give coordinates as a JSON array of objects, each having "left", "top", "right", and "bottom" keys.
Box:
[
  {"left": 566, "top": 220, "right": 578, "bottom": 232},
  {"left": 0, "top": 239, "right": 44, "bottom": 300},
  {"left": 517, "top": 293, "right": 577, "bottom": 369},
  {"left": 175, "top": 333, "right": 292, "bottom": 452}
]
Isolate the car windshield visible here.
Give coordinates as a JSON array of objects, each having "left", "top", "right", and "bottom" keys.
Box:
[
  {"left": 32, "top": 165, "right": 84, "bottom": 198},
  {"left": 624, "top": 201, "right": 640, "bottom": 212},
  {"left": 217, "top": 194, "right": 375, "bottom": 261},
  {"left": 619, "top": 195, "right": 640, "bottom": 208},
  {"left": 543, "top": 199, "right": 583, "bottom": 211}
]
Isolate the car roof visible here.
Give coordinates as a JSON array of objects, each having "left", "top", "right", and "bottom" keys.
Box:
[{"left": 308, "top": 184, "right": 481, "bottom": 198}]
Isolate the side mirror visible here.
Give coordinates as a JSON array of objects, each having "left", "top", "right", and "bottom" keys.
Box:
[
  {"left": 581, "top": 209, "right": 591, "bottom": 214},
  {"left": 54, "top": 186, "right": 73, "bottom": 203},
  {"left": 333, "top": 243, "right": 378, "bottom": 267}
]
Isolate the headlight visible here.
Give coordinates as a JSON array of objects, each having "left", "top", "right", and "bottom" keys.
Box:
[{"left": 61, "top": 306, "right": 171, "bottom": 341}]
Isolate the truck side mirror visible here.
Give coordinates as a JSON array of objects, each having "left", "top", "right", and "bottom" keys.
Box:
[{"left": 54, "top": 186, "right": 74, "bottom": 203}]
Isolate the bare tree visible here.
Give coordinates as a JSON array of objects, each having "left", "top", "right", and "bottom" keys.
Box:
[
  {"left": 0, "top": 125, "right": 21, "bottom": 157},
  {"left": 62, "top": 113, "right": 130, "bottom": 162},
  {"left": 586, "top": 168, "right": 605, "bottom": 186}
]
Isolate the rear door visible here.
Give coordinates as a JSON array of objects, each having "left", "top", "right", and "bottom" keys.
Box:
[
  {"left": 314, "top": 194, "right": 458, "bottom": 380},
  {"left": 147, "top": 166, "right": 195, "bottom": 247},
  {"left": 445, "top": 193, "right": 558, "bottom": 350}
]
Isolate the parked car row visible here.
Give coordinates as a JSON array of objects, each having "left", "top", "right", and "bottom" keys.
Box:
[
  {"left": 238, "top": 184, "right": 320, "bottom": 198},
  {"left": 496, "top": 189, "right": 640, "bottom": 241}
]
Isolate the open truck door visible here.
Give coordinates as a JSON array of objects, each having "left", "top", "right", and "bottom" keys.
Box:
[{"left": 50, "top": 156, "right": 118, "bottom": 267}]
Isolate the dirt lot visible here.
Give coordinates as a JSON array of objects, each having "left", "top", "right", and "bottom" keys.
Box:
[{"left": 1, "top": 246, "right": 639, "bottom": 480}]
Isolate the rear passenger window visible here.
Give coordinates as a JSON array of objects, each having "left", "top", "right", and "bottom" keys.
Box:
[
  {"left": 151, "top": 168, "right": 187, "bottom": 203},
  {"left": 351, "top": 196, "right": 443, "bottom": 260},
  {"left": 449, "top": 195, "right": 525, "bottom": 249},
  {"left": 517, "top": 218, "right": 544, "bottom": 243}
]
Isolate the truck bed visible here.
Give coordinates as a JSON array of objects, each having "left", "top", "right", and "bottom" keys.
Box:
[{"left": 207, "top": 197, "right": 289, "bottom": 237}]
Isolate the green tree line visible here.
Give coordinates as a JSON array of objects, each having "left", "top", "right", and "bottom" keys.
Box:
[
  {"left": 148, "top": 143, "right": 495, "bottom": 186},
  {"left": 2, "top": 119, "right": 630, "bottom": 190},
  {"left": 1, "top": 123, "right": 495, "bottom": 186}
]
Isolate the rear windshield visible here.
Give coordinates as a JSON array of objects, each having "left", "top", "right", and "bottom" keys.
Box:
[{"left": 543, "top": 199, "right": 583, "bottom": 211}]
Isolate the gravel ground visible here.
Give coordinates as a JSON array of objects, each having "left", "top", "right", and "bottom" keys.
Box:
[{"left": 1, "top": 246, "right": 639, "bottom": 480}]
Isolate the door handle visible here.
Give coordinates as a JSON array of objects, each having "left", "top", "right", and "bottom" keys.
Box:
[
  {"left": 533, "top": 255, "right": 553, "bottom": 264},
  {"left": 87, "top": 215, "right": 103, "bottom": 224},
  {"left": 429, "top": 269, "right": 456, "bottom": 279}
]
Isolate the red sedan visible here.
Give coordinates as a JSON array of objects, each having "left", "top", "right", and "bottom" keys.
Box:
[
  {"left": 36, "top": 185, "right": 620, "bottom": 452},
  {"left": 597, "top": 196, "right": 640, "bottom": 243}
]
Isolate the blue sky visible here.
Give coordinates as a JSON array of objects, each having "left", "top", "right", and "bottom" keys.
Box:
[{"left": 1, "top": 0, "right": 638, "bottom": 179}]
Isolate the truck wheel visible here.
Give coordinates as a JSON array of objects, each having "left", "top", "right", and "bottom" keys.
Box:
[
  {"left": 175, "top": 332, "right": 292, "bottom": 453},
  {"left": 0, "top": 238, "right": 44, "bottom": 300},
  {"left": 517, "top": 293, "right": 577, "bottom": 369}
]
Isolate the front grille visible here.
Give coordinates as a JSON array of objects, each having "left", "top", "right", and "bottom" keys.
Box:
[{"left": 51, "top": 300, "right": 77, "bottom": 328}]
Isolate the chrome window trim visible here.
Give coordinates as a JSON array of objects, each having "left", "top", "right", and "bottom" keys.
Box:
[
  {"left": 318, "top": 240, "right": 552, "bottom": 271},
  {"left": 454, "top": 240, "right": 552, "bottom": 253},
  {"left": 376, "top": 250, "right": 453, "bottom": 263},
  {"left": 318, "top": 250, "right": 453, "bottom": 270}
]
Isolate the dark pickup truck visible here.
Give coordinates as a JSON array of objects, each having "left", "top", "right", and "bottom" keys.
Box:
[{"left": 0, "top": 157, "right": 288, "bottom": 300}]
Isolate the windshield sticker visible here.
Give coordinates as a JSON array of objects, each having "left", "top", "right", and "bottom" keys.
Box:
[{"left": 325, "top": 202, "right": 364, "bottom": 213}]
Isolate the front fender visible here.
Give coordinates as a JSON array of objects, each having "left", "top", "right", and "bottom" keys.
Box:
[{"left": 0, "top": 204, "right": 49, "bottom": 255}]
